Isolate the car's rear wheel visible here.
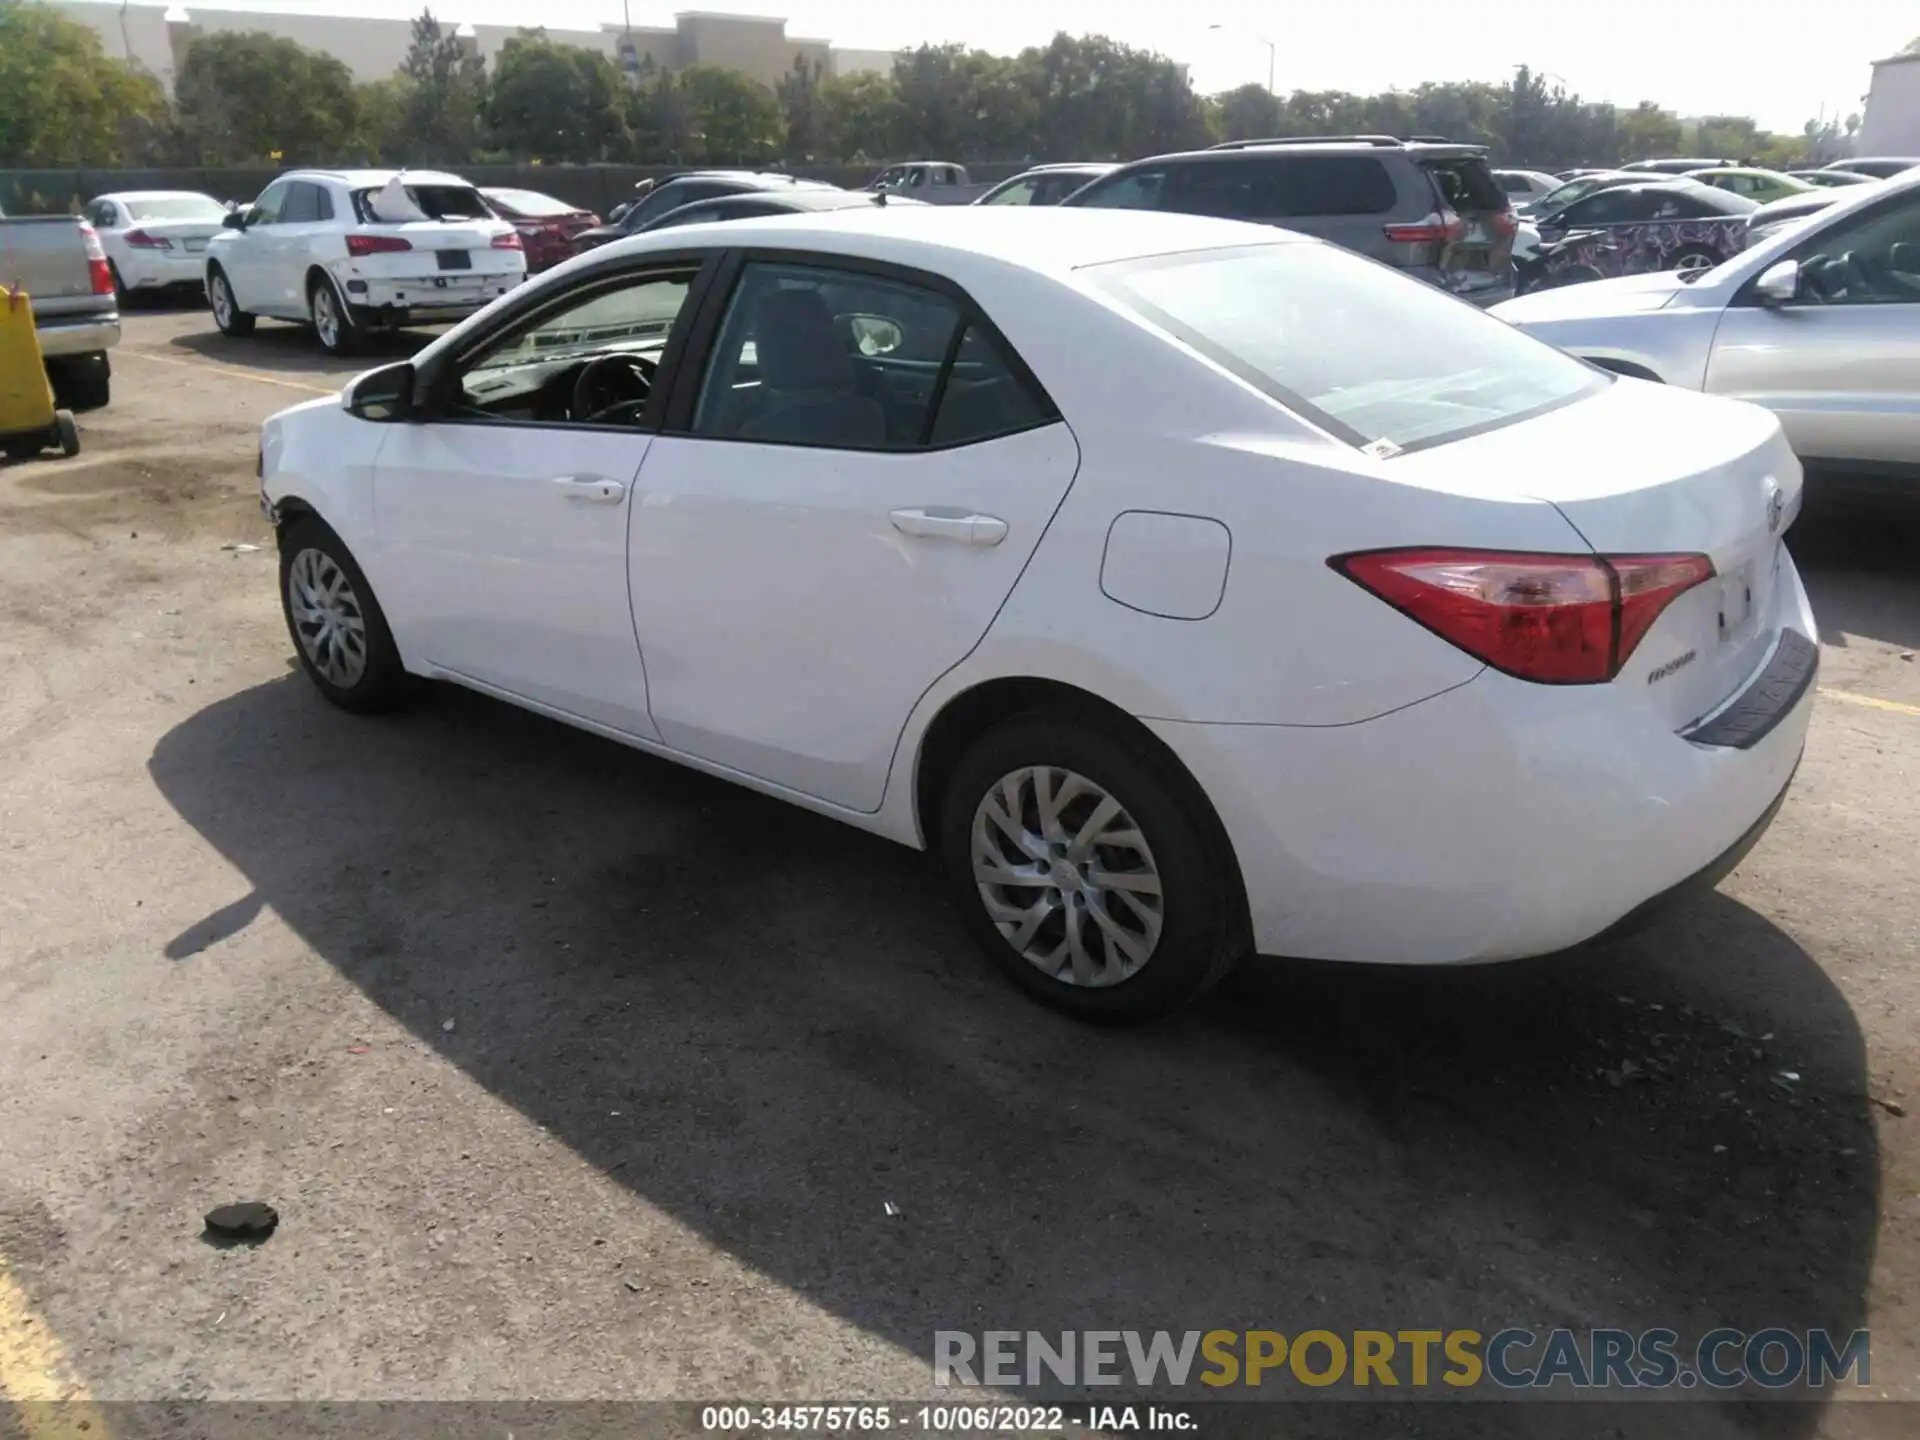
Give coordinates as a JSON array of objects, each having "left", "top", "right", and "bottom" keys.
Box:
[
  {"left": 940, "top": 712, "right": 1247, "bottom": 1020},
  {"left": 308, "top": 277, "right": 359, "bottom": 355},
  {"left": 207, "top": 267, "right": 255, "bottom": 336},
  {"left": 279, "top": 517, "right": 407, "bottom": 712}
]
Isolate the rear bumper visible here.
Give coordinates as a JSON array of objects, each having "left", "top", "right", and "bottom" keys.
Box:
[
  {"left": 1147, "top": 552, "right": 1818, "bottom": 965},
  {"left": 1409, "top": 263, "right": 1517, "bottom": 308},
  {"left": 340, "top": 270, "right": 522, "bottom": 317},
  {"left": 118, "top": 250, "right": 210, "bottom": 288},
  {"left": 35, "top": 314, "right": 121, "bottom": 357}
]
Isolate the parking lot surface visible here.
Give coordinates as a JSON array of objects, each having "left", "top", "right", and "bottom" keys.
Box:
[{"left": 2, "top": 307, "right": 1918, "bottom": 1437}]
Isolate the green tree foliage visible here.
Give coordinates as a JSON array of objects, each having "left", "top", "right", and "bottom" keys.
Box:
[
  {"left": 352, "top": 78, "right": 412, "bottom": 164},
  {"left": 175, "top": 31, "right": 358, "bottom": 164},
  {"left": 819, "top": 72, "right": 902, "bottom": 164},
  {"left": 0, "top": 1, "right": 172, "bottom": 166},
  {"left": 401, "top": 9, "right": 487, "bottom": 164},
  {"left": 485, "top": 30, "right": 629, "bottom": 163},
  {"left": 776, "top": 54, "right": 829, "bottom": 161},
  {"left": 677, "top": 65, "right": 784, "bottom": 165}
]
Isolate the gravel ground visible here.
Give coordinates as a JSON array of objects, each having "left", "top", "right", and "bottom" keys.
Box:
[{"left": 1, "top": 305, "right": 1916, "bottom": 1438}]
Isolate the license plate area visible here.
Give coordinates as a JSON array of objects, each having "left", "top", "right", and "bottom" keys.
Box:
[
  {"left": 185, "top": 238, "right": 208, "bottom": 252},
  {"left": 437, "top": 250, "right": 472, "bottom": 271}
]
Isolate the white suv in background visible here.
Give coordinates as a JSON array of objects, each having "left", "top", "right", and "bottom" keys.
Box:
[{"left": 205, "top": 169, "right": 527, "bottom": 354}]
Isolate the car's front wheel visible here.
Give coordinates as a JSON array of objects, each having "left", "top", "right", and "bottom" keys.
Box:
[
  {"left": 207, "top": 267, "right": 255, "bottom": 336},
  {"left": 278, "top": 518, "right": 407, "bottom": 712},
  {"left": 940, "top": 712, "right": 1248, "bottom": 1020}
]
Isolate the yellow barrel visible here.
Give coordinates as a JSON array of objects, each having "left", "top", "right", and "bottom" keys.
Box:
[{"left": 0, "top": 286, "right": 56, "bottom": 436}]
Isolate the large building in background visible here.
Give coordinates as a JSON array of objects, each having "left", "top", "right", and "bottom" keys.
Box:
[
  {"left": 1858, "top": 36, "right": 1920, "bottom": 154},
  {"left": 48, "top": 3, "right": 896, "bottom": 95}
]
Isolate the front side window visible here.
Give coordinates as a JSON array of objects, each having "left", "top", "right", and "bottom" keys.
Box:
[
  {"left": 692, "top": 261, "right": 1055, "bottom": 451},
  {"left": 983, "top": 177, "right": 1040, "bottom": 206},
  {"left": 1089, "top": 241, "right": 1605, "bottom": 454},
  {"left": 1789, "top": 192, "right": 1920, "bottom": 306},
  {"left": 453, "top": 268, "right": 697, "bottom": 426},
  {"left": 1068, "top": 168, "right": 1168, "bottom": 211},
  {"left": 249, "top": 181, "right": 290, "bottom": 225}
]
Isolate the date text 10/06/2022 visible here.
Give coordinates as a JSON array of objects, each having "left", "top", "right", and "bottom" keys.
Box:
[{"left": 699, "top": 1405, "right": 1193, "bottom": 1432}]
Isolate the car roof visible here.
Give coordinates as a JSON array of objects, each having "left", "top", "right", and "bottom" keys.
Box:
[
  {"left": 283, "top": 168, "right": 475, "bottom": 188},
  {"left": 1685, "top": 167, "right": 1787, "bottom": 178},
  {"left": 662, "top": 173, "right": 835, "bottom": 193},
  {"left": 715, "top": 191, "right": 894, "bottom": 213},
  {"left": 608, "top": 204, "right": 1289, "bottom": 275},
  {"left": 92, "top": 189, "right": 221, "bottom": 203}
]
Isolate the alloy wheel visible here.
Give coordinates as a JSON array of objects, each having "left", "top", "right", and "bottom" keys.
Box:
[
  {"left": 287, "top": 547, "right": 368, "bottom": 688},
  {"left": 971, "top": 765, "right": 1165, "bottom": 987},
  {"left": 210, "top": 275, "right": 232, "bottom": 327},
  {"left": 1673, "top": 251, "right": 1715, "bottom": 276},
  {"left": 312, "top": 285, "right": 340, "bottom": 349}
]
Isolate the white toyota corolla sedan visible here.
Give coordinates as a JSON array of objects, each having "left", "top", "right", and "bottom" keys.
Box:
[{"left": 259, "top": 207, "right": 1818, "bottom": 1018}]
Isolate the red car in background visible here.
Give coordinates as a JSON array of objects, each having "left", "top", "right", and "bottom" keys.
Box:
[{"left": 480, "top": 188, "right": 600, "bottom": 272}]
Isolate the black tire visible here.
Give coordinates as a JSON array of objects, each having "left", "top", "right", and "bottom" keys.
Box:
[
  {"left": 308, "top": 276, "right": 360, "bottom": 356},
  {"left": 939, "top": 711, "right": 1248, "bottom": 1020},
  {"left": 207, "top": 266, "right": 255, "bottom": 336},
  {"left": 47, "top": 353, "right": 110, "bottom": 412},
  {"left": 278, "top": 517, "right": 408, "bottom": 713},
  {"left": 53, "top": 411, "right": 79, "bottom": 457},
  {"left": 2, "top": 436, "right": 40, "bottom": 462}
]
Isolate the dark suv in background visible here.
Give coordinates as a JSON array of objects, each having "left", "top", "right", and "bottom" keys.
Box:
[{"left": 1063, "top": 136, "right": 1518, "bottom": 305}]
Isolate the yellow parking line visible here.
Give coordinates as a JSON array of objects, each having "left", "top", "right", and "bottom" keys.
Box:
[
  {"left": 1820, "top": 687, "right": 1920, "bottom": 718},
  {"left": 0, "top": 1261, "right": 108, "bottom": 1436},
  {"left": 121, "top": 347, "right": 335, "bottom": 396}
]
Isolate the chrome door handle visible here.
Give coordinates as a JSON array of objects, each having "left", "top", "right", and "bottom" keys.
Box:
[
  {"left": 550, "top": 475, "right": 625, "bottom": 504},
  {"left": 889, "top": 507, "right": 1008, "bottom": 547}
]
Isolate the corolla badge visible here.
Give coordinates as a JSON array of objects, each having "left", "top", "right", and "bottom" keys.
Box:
[{"left": 1766, "top": 481, "right": 1785, "bottom": 535}]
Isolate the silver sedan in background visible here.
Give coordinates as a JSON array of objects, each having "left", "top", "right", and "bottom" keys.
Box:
[{"left": 1493, "top": 168, "right": 1920, "bottom": 478}]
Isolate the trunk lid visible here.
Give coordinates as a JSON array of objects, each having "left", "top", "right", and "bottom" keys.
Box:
[
  {"left": 1415, "top": 152, "right": 1516, "bottom": 299},
  {"left": 1386, "top": 378, "right": 1802, "bottom": 729},
  {"left": 128, "top": 219, "right": 222, "bottom": 253}
]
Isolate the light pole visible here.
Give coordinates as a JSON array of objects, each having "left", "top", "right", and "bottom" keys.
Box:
[{"left": 1209, "top": 23, "right": 1276, "bottom": 95}]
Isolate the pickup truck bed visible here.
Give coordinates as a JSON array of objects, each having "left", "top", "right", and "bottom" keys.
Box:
[{"left": 0, "top": 217, "right": 120, "bottom": 411}]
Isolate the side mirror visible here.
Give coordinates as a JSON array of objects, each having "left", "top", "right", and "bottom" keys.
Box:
[
  {"left": 1755, "top": 259, "right": 1800, "bottom": 306},
  {"left": 342, "top": 362, "right": 416, "bottom": 422},
  {"left": 222, "top": 209, "right": 247, "bottom": 230},
  {"left": 845, "top": 313, "right": 903, "bottom": 357}
]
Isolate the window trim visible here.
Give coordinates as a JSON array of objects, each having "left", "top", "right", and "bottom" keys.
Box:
[
  {"left": 415, "top": 252, "right": 723, "bottom": 434},
  {"left": 660, "top": 246, "right": 1062, "bottom": 454}
]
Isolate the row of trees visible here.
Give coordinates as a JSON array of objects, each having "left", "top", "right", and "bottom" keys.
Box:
[{"left": 2, "top": 0, "right": 1853, "bottom": 174}]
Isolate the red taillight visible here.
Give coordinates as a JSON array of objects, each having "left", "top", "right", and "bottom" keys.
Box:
[
  {"left": 346, "top": 233, "right": 413, "bottom": 256},
  {"left": 124, "top": 228, "right": 171, "bottom": 249},
  {"left": 1383, "top": 210, "right": 1468, "bottom": 245},
  {"left": 1331, "top": 548, "right": 1715, "bottom": 684},
  {"left": 1491, "top": 208, "right": 1518, "bottom": 238},
  {"left": 89, "top": 257, "right": 114, "bottom": 294},
  {"left": 491, "top": 231, "right": 524, "bottom": 250}
]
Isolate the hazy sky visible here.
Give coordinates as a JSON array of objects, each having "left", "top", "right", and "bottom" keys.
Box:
[{"left": 176, "top": 0, "right": 1915, "bottom": 132}]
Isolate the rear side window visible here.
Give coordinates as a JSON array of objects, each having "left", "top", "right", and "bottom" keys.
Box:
[
  {"left": 929, "top": 326, "right": 1054, "bottom": 446},
  {"left": 279, "top": 183, "right": 319, "bottom": 224},
  {"left": 1274, "top": 156, "right": 1396, "bottom": 216},
  {"left": 1424, "top": 158, "right": 1507, "bottom": 213},
  {"left": 1164, "top": 160, "right": 1278, "bottom": 219},
  {"left": 1089, "top": 241, "right": 1604, "bottom": 455}
]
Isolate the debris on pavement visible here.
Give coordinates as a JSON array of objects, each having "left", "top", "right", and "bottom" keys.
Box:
[
  {"left": 203, "top": 1201, "right": 278, "bottom": 1242},
  {"left": 346, "top": 1044, "right": 369, "bottom": 1055},
  {"left": 440, "top": 1018, "right": 456, "bottom": 1033},
  {"left": 220, "top": 542, "right": 261, "bottom": 553},
  {"left": 1873, "top": 1096, "right": 1908, "bottom": 1118},
  {"left": 883, "top": 1200, "right": 902, "bottom": 1217}
]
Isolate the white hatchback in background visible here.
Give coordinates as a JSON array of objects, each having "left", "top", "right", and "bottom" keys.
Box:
[
  {"left": 205, "top": 169, "right": 526, "bottom": 354},
  {"left": 84, "top": 191, "right": 229, "bottom": 301},
  {"left": 256, "top": 208, "right": 1816, "bottom": 1019}
]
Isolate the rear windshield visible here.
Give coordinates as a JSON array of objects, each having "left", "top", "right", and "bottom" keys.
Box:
[
  {"left": 1423, "top": 157, "right": 1507, "bottom": 213},
  {"left": 124, "top": 195, "right": 227, "bottom": 222},
  {"left": 352, "top": 184, "right": 491, "bottom": 223},
  {"left": 486, "top": 189, "right": 576, "bottom": 217},
  {"left": 1089, "top": 242, "right": 1605, "bottom": 455}
]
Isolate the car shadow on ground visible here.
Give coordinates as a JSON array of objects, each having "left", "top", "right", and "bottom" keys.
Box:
[
  {"left": 148, "top": 677, "right": 1876, "bottom": 1438},
  {"left": 169, "top": 323, "right": 434, "bottom": 376},
  {"left": 1791, "top": 488, "right": 1920, "bottom": 655}
]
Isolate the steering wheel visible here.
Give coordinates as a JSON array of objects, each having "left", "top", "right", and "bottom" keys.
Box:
[{"left": 571, "top": 353, "right": 656, "bottom": 425}]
